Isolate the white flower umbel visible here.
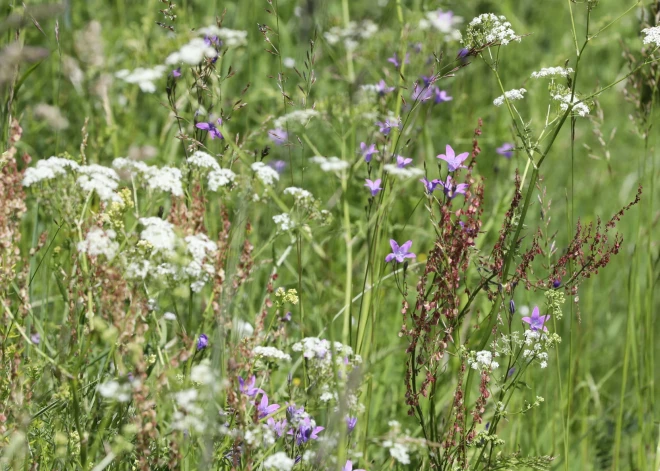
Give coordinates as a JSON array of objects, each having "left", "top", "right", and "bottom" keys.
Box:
[
  {"left": 283, "top": 186, "right": 314, "bottom": 204},
  {"left": 642, "top": 26, "right": 660, "bottom": 48},
  {"left": 77, "top": 164, "right": 120, "bottom": 202},
  {"left": 22, "top": 156, "right": 80, "bottom": 187},
  {"left": 531, "top": 67, "right": 574, "bottom": 79},
  {"left": 464, "top": 13, "right": 520, "bottom": 49},
  {"left": 468, "top": 350, "right": 500, "bottom": 370},
  {"left": 187, "top": 150, "right": 220, "bottom": 171},
  {"left": 139, "top": 217, "right": 176, "bottom": 253},
  {"left": 419, "top": 9, "right": 463, "bottom": 41},
  {"left": 310, "top": 156, "right": 350, "bottom": 173},
  {"left": 273, "top": 213, "right": 294, "bottom": 232},
  {"left": 197, "top": 26, "right": 248, "bottom": 47},
  {"left": 207, "top": 168, "right": 236, "bottom": 191},
  {"left": 493, "top": 88, "right": 527, "bottom": 107},
  {"left": 253, "top": 346, "right": 291, "bottom": 362},
  {"left": 383, "top": 164, "right": 425, "bottom": 179},
  {"left": 98, "top": 380, "right": 132, "bottom": 402},
  {"left": 263, "top": 452, "right": 295, "bottom": 471},
  {"left": 251, "top": 162, "right": 280, "bottom": 186},
  {"left": 273, "top": 109, "right": 319, "bottom": 129},
  {"left": 115, "top": 65, "right": 166, "bottom": 93},
  {"left": 184, "top": 233, "right": 217, "bottom": 292},
  {"left": 112, "top": 158, "right": 183, "bottom": 196},
  {"left": 166, "top": 38, "right": 217, "bottom": 66},
  {"left": 77, "top": 227, "right": 119, "bottom": 260},
  {"left": 552, "top": 92, "right": 590, "bottom": 117}
]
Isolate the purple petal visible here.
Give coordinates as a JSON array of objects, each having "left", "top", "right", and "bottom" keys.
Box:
[
  {"left": 400, "top": 240, "right": 413, "bottom": 253},
  {"left": 389, "top": 239, "right": 400, "bottom": 252}
]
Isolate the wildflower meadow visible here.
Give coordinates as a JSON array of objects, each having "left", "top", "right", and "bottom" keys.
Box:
[{"left": 2, "top": 0, "right": 660, "bottom": 470}]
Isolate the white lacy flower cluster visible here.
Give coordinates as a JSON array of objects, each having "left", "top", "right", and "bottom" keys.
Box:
[
  {"left": 172, "top": 388, "right": 205, "bottom": 433},
  {"left": 292, "top": 337, "right": 362, "bottom": 384},
  {"left": 642, "top": 26, "right": 660, "bottom": 48},
  {"left": 244, "top": 423, "right": 276, "bottom": 448},
  {"left": 98, "top": 379, "right": 135, "bottom": 402},
  {"left": 531, "top": 66, "right": 574, "bottom": 79},
  {"left": 198, "top": 26, "right": 248, "bottom": 47},
  {"left": 77, "top": 227, "right": 119, "bottom": 260},
  {"left": 251, "top": 162, "right": 280, "bottom": 186},
  {"left": 552, "top": 91, "right": 590, "bottom": 117},
  {"left": 184, "top": 233, "right": 217, "bottom": 292},
  {"left": 263, "top": 452, "right": 295, "bottom": 471},
  {"left": 523, "top": 330, "right": 550, "bottom": 369},
  {"left": 382, "top": 421, "right": 413, "bottom": 465},
  {"left": 283, "top": 187, "right": 314, "bottom": 204},
  {"left": 253, "top": 345, "right": 291, "bottom": 362},
  {"left": 166, "top": 38, "right": 217, "bottom": 66},
  {"left": 419, "top": 9, "right": 463, "bottom": 41},
  {"left": 273, "top": 109, "right": 319, "bottom": 129},
  {"left": 127, "top": 220, "right": 218, "bottom": 292},
  {"left": 468, "top": 350, "right": 500, "bottom": 370},
  {"left": 112, "top": 157, "right": 183, "bottom": 196},
  {"left": 273, "top": 213, "right": 295, "bottom": 232},
  {"left": 324, "top": 20, "right": 378, "bottom": 51},
  {"left": 493, "top": 88, "right": 527, "bottom": 107},
  {"left": 463, "top": 13, "right": 520, "bottom": 49},
  {"left": 115, "top": 65, "right": 166, "bottom": 93},
  {"left": 310, "top": 156, "right": 350, "bottom": 173},
  {"left": 23, "top": 157, "right": 125, "bottom": 203},
  {"left": 187, "top": 151, "right": 237, "bottom": 191},
  {"left": 383, "top": 164, "right": 425, "bottom": 179}
]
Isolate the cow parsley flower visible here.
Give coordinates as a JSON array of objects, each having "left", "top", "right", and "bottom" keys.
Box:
[
  {"left": 531, "top": 66, "right": 574, "bottom": 79},
  {"left": 77, "top": 227, "right": 119, "bottom": 260},
  {"left": 77, "top": 165, "right": 120, "bottom": 202},
  {"left": 419, "top": 9, "right": 463, "bottom": 41},
  {"left": 273, "top": 213, "right": 294, "bottom": 232},
  {"left": 23, "top": 156, "right": 80, "bottom": 187},
  {"left": 146, "top": 166, "right": 183, "bottom": 196},
  {"left": 273, "top": 109, "right": 319, "bottom": 128},
  {"left": 383, "top": 164, "right": 424, "bottom": 178},
  {"left": 283, "top": 187, "right": 314, "bottom": 204},
  {"left": 468, "top": 350, "right": 500, "bottom": 370},
  {"left": 463, "top": 13, "right": 520, "bottom": 49},
  {"left": 253, "top": 346, "right": 292, "bottom": 362},
  {"left": 208, "top": 168, "right": 236, "bottom": 191},
  {"left": 197, "top": 26, "right": 248, "bottom": 47},
  {"left": 310, "top": 156, "right": 350, "bottom": 173},
  {"left": 493, "top": 88, "right": 527, "bottom": 107},
  {"left": 552, "top": 91, "right": 590, "bottom": 117},
  {"left": 187, "top": 150, "right": 220, "bottom": 171},
  {"left": 263, "top": 452, "right": 295, "bottom": 471},
  {"left": 139, "top": 217, "right": 176, "bottom": 253},
  {"left": 115, "top": 65, "right": 166, "bottom": 93},
  {"left": 252, "top": 162, "right": 280, "bottom": 185},
  {"left": 165, "top": 38, "right": 217, "bottom": 65},
  {"left": 642, "top": 26, "right": 660, "bottom": 48}
]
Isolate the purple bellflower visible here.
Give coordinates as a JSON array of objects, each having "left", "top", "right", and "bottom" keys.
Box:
[
  {"left": 238, "top": 376, "right": 264, "bottom": 397},
  {"left": 197, "top": 334, "right": 208, "bottom": 351},
  {"left": 396, "top": 155, "right": 413, "bottom": 168},
  {"left": 172, "top": 68, "right": 182, "bottom": 78},
  {"left": 437, "top": 144, "right": 469, "bottom": 172},
  {"left": 437, "top": 175, "right": 468, "bottom": 199},
  {"left": 385, "top": 239, "right": 416, "bottom": 263},
  {"left": 387, "top": 52, "right": 410, "bottom": 69},
  {"left": 522, "top": 306, "right": 550, "bottom": 332},
  {"left": 267, "top": 417, "right": 288, "bottom": 437},
  {"left": 376, "top": 118, "right": 401, "bottom": 136},
  {"left": 346, "top": 416, "right": 357, "bottom": 433},
  {"left": 375, "top": 79, "right": 395, "bottom": 95},
  {"left": 360, "top": 142, "right": 378, "bottom": 162},
  {"left": 289, "top": 416, "right": 324, "bottom": 444},
  {"left": 268, "top": 160, "right": 287, "bottom": 174},
  {"left": 434, "top": 89, "right": 453, "bottom": 103},
  {"left": 496, "top": 142, "right": 515, "bottom": 158},
  {"left": 268, "top": 128, "right": 288, "bottom": 146},
  {"left": 257, "top": 394, "right": 279, "bottom": 419},
  {"left": 196, "top": 118, "right": 223, "bottom": 140},
  {"left": 365, "top": 179, "right": 383, "bottom": 197},
  {"left": 342, "top": 461, "right": 366, "bottom": 471},
  {"left": 420, "top": 177, "right": 441, "bottom": 193}
]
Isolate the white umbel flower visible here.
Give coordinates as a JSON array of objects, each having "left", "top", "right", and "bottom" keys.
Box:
[
  {"left": 115, "top": 65, "right": 166, "bottom": 93},
  {"left": 253, "top": 346, "right": 291, "bottom": 362},
  {"left": 166, "top": 38, "right": 217, "bottom": 65},
  {"left": 252, "top": 162, "right": 280, "bottom": 186},
  {"left": 77, "top": 164, "right": 120, "bottom": 202},
  {"left": 264, "top": 452, "right": 295, "bottom": 471},
  {"left": 139, "top": 217, "right": 176, "bottom": 253},
  {"left": 197, "top": 26, "right": 248, "bottom": 47},
  {"left": 383, "top": 164, "right": 424, "bottom": 179},
  {"left": 187, "top": 151, "right": 220, "bottom": 171},
  {"left": 22, "top": 156, "right": 80, "bottom": 186},
  {"left": 77, "top": 227, "right": 119, "bottom": 260},
  {"left": 552, "top": 92, "right": 590, "bottom": 117},
  {"left": 310, "top": 156, "right": 350, "bottom": 173},
  {"left": 273, "top": 213, "right": 294, "bottom": 232},
  {"left": 642, "top": 26, "right": 660, "bottom": 48},
  {"left": 530, "top": 67, "right": 574, "bottom": 79},
  {"left": 273, "top": 109, "right": 319, "bottom": 128},
  {"left": 208, "top": 168, "right": 236, "bottom": 190},
  {"left": 493, "top": 88, "right": 527, "bottom": 107},
  {"left": 468, "top": 350, "right": 500, "bottom": 370}
]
